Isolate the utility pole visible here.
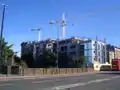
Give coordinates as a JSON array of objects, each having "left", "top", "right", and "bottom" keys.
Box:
[{"left": 0, "top": 4, "right": 7, "bottom": 65}]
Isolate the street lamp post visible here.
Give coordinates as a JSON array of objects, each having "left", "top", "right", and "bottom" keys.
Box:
[
  {"left": 49, "top": 20, "right": 59, "bottom": 68},
  {"left": 0, "top": 4, "right": 7, "bottom": 65}
]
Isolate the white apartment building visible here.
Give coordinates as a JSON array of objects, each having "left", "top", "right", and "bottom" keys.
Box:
[{"left": 83, "top": 40, "right": 106, "bottom": 66}]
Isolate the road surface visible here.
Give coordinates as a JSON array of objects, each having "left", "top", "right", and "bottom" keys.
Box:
[{"left": 0, "top": 72, "right": 120, "bottom": 90}]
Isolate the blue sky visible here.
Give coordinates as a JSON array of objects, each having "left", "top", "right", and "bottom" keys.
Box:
[{"left": 0, "top": 0, "right": 120, "bottom": 56}]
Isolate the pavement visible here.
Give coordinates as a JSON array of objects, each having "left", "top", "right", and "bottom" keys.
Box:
[
  {"left": 0, "top": 71, "right": 97, "bottom": 81},
  {"left": 0, "top": 71, "right": 120, "bottom": 90}
]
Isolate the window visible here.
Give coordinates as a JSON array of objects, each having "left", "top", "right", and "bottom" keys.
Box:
[
  {"left": 93, "top": 44, "right": 96, "bottom": 46},
  {"left": 103, "top": 46, "right": 105, "bottom": 50},
  {"left": 61, "top": 47, "right": 64, "bottom": 51},
  {"left": 99, "top": 58, "right": 100, "bottom": 62},
  {"left": 98, "top": 45, "right": 100, "bottom": 50},
  {"left": 98, "top": 52, "right": 100, "bottom": 56},
  {"left": 64, "top": 46, "right": 67, "bottom": 51},
  {"left": 80, "top": 45, "right": 84, "bottom": 49},
  {"left": 70, "top": 45, "right": 76, "bottom": 48},
  {"left": 70, "top": 52, "right": 76, "bottom": 55},
  {"left": 48, "top": 44, "right": 51, "bottom": 46},
  {"left": 79, "top": 50, "right": 84, "bottom": 56},
  {"left": 61, "top": 46, "right": 67, "bottom": 51},
  {"left": 36, "top": 47, "right": 39, "bottom": 50},
  {"left": 94, "top": 57, "right": 97, "bottom": 61}
]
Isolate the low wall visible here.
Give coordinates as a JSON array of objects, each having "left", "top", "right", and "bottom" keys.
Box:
[{"left": 21, "top": 68, "right": 94, "bottom": 76}]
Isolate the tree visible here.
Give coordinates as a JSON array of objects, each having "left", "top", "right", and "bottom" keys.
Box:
[
  {"left": 14, "top": 55, "right": 21, "bottom": 65},
  {"left": 1, "top": 38, "right": 14, "bottom": 65},
  {"left": 58, "top": 52, "right": 74, "bottom": 68},
  {"left": 21, "top": 52, "right": 34, "bottom": 68},
  {"left": 45, "top": 50, "right": 57, "bottom": 67},
  {"left": 14, "top": 55, "right": 27, "bottom": 67},
  {"left": 77, "top": 56, "right": 86, "bottom": 68},
  {"left": 36, "top": 49, "right": 57, "bottom": 68}
]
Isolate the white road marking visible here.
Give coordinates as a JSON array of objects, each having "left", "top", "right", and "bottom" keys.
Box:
[
  {"left": 52, "top": 78, "right": 111, "bottom": 90},
  {"left": 86, "top": 78, "right": 110, "bottom": 84},
  {"left": 32, "top": 79, "right": 61, "bottom": 84},
  {"left": 96, "top": 74, "right": 106, "bottom": 76},
  {"left": 32, "top": 80, "right": 50, "bottom": 83},
  {"left": 32, "top": 73, "right": 110, "bottom": 84},
  {"left": 0, "top": 84, "right": 13, "bottom": 87},
  {"left": 111, "top": 76, "right": 120, "bottom": 79}
]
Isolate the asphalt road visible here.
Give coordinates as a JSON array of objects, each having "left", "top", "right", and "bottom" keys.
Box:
[{"left": 0, "top": 72, "right": 120, "bottom": 90}]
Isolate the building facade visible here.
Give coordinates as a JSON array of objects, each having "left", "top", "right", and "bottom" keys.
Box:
[
  {"left": 106, "top": 44, "right": 115, "bottom": 64},
  {"left": 53, "top": 37, "right": 107, "bottom": 66},
  {"left": 114, "top": 47, "right": 120, "bottom": 59},
  {"left": 53, "top": 37, "right": 85, "bottom": 61},
  {"left": 21, "top": 39, "right": 56, "bottom": 59},
  {"left": 21, "top": 41, "right": 34, "bottom": 56},
  {"left": 21, "top": 37, "right": 109, "bottom": 67},
  {"left": 106, "top": 45, "right": 120, "bottom": 64},
  {"left": 83, "top": 39, "right": 106, "bottom": 66}
]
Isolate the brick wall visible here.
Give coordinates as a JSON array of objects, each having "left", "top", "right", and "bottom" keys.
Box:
[{"left": 21, "top": 68, "right": 94, "bottom": 76}]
